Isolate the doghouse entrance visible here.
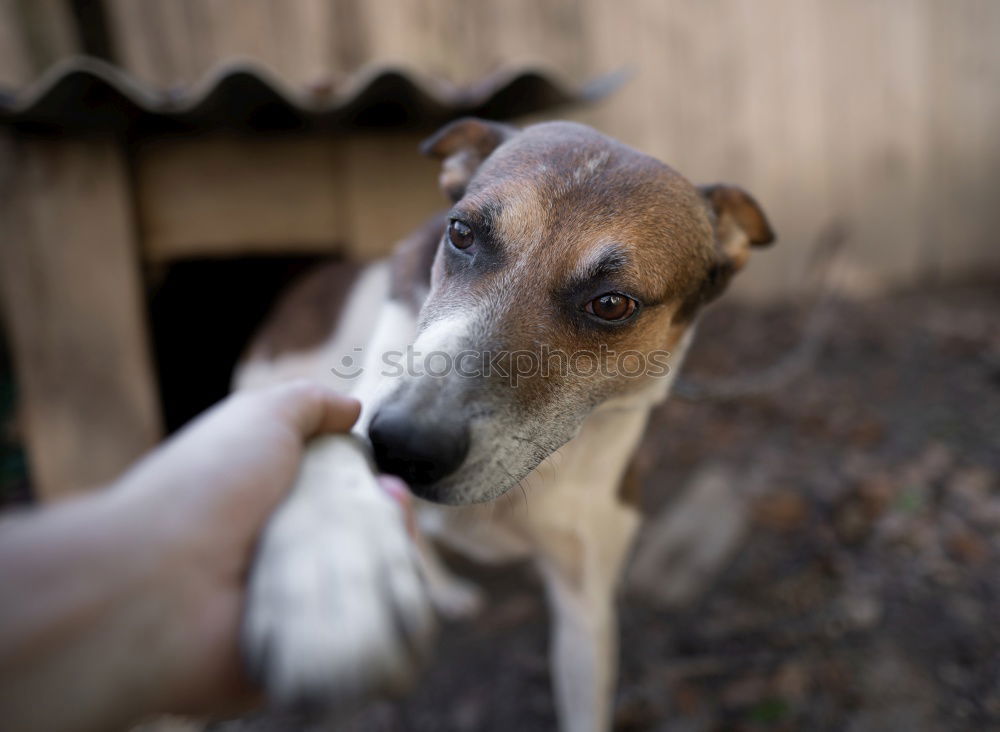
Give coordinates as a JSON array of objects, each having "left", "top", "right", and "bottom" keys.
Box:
[{"left": 148, "top": 255, "right": 330, "bottom": 433}]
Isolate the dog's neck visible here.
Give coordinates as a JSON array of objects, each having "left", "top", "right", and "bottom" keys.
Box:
[{"left": 524, "top": 328, "right": 695, "bottom": 501}]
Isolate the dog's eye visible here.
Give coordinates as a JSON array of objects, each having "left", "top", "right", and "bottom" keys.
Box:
[
  {"left": 447, "top": 220, "right": 475, "bottom": 250},
  {"left": 585, "top": 293, "right": 637, "bottom": 321}
]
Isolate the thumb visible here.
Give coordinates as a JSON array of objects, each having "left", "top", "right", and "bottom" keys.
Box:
[{"left": 261, "top": 380, "right": 362, "bottom": 439}]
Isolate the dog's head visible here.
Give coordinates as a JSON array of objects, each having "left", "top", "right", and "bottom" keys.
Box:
[{"left": 370, "top": 119, "right": 773, "bottom": 504}]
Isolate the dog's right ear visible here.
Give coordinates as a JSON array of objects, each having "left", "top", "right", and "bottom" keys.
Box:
[{"left": 420, "top": 118, "right": 518, "bottom": 201}]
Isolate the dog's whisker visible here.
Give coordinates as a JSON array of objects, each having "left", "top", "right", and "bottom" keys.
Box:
[{"left": 518, "top": 481, "right": 531, "bottom": 518}]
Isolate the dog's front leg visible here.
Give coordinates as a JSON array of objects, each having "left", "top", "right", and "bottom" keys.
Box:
[
  {"left": 542, "top": 564, "right": 616, "bottom": 732},
  {"left": 536, "top": 504, "right": 640, "bottom": 732},
  {"left": 243, "top": 433, "right": 434, "bottom": 711}
]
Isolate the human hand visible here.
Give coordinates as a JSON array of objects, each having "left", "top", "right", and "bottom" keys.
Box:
[
  {"left": 114, "top": 380, "right": 368, "bottom": 718},
  {"left": 0, "top": 380, "right": 417, "bottom": 732}
]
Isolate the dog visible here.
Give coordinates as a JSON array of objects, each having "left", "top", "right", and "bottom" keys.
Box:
[{"left": 235, "top": 117, "right": 774, "bottom": 731}]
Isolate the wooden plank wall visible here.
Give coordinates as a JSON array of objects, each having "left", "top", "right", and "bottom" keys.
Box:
[
  {"left": 0, "top": 137, "right": 162, "bottom": 498},
  {"left": 134, "top": 133, "right": 443, "bottom": 262},
  {"left": 5, "top": 0, "right": 1000, "bottom": 297}
]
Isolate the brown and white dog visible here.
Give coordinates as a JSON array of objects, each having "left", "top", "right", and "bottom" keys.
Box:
[{"left": 236, "top": 118, "right": 774, "bottom": 731}]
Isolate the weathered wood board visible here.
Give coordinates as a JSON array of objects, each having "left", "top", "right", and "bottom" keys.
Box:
[{"left": 0, "top": 136, "right": 162, "bottom": 499}]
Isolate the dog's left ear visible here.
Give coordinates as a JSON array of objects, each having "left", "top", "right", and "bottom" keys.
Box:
[
  {"left": 699, "top": 183, "right": 775, "bottom": 270},
  {"left": 420, "top": 117, "right": 518, "bottom": 201},
  {"left": 680, "top": 184, "right": 775, "bottom": 318}
]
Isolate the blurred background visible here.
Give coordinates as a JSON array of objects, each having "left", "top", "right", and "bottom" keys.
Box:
[{"left": 1, "top": 1, "right": 998, "bottom": 730}]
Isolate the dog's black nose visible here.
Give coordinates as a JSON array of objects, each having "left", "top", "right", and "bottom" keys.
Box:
[{"left": 368, "top": 404, "right": 470, "bottom": 495}]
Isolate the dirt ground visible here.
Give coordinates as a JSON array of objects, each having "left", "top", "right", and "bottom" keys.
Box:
[{"left": 322, "top": 278, "right": 1000, "bottom": 732}]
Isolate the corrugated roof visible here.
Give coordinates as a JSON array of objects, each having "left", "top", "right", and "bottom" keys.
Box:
[{"left": 0, "top": 56, "right": 625, "bottom": 133}]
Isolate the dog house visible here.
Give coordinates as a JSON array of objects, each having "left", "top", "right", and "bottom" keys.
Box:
[{"left": 0, "top": 45, "right": 610, "bottom": 501}]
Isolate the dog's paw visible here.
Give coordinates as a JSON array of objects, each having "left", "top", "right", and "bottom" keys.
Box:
[
  {"left": 243, "top": 435, "right": 434, "bottom": 710},
  {"left": 428, "top": 575, "right": 485, "bottom": 621}
]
